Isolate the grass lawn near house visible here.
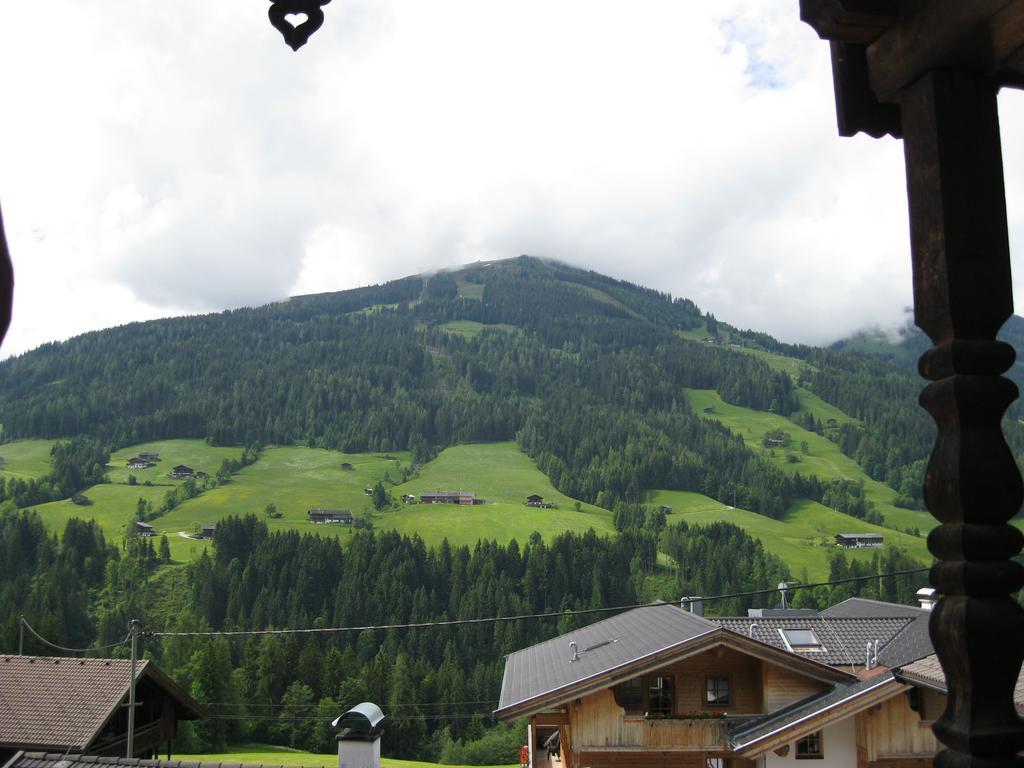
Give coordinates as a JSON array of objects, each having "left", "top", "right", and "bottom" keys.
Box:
[
  {"left": 175, "top": 743, "right": 516, "bottom": 768},
  {"left": 0, "top": 438, "right": 59, "bottom": 480},
  {"left": 684, "top": 389, "right": 934, "bottom": 537},
  {"left": 650, "top": 490, "right": 929, "bottom": 581},
  {"left": 381, "top": 442, "right": 615, "bottom": 547}
]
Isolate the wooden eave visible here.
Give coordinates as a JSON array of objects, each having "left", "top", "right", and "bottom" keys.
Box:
[
  {"left": 800, "top": 0, "right": 1024, "bottom": 137},
  {"left": 495, "top": 628, "right": 855, "bottom": 721},
  {"left": 731, "top": 676, "right": 908, "bottom": 757}
]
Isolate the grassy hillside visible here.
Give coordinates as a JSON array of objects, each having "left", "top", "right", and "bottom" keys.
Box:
[
  {"left": 382, "top": 442, "right": 616, "bottom": 546},
  {"left": 0, "top": 439, "right": 58, "bottom": 480},
  {"left": 29, "top": 482, "right": 172, "bottom": 543},
  {"left": 650, "top": 490, "right": 929, "bottom": 580},
  {"left": 107, "top": 440, "right": 244, "bottom": 485},
  {"left": 153, "top": 446, "right": 408, "bottom": 558},
  {"left": 685, "top": 388, "right": 934, "bottom": 536},
  {"left": 440, "top": 320, "right": 518, "bottom": 338}
]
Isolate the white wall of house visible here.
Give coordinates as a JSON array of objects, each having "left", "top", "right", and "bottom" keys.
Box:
[{"left": 763, "top": 718, "right": 857, "bottom": 768}]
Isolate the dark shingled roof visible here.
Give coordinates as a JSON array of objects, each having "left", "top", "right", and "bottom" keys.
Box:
[
  {"left": 728, "top": 673, "right": 900, "bottom": 751},
  {"left": 0, "top": 657, "right": 204, "bottom": 753},
  {"left": 713, "top": 616, "right": 913, "bottom": 667},
  {"left": 818, "top": 597, "right": 934, "bottom": 667},
  {"left": 1, "top": 754, "right": 329, "bottom": 768},
  {"left": 819, "top": 597, "right": 925, "bottom": 619},
  {"left": 497, "top": 604, "right": 717, "bottom": 716}
]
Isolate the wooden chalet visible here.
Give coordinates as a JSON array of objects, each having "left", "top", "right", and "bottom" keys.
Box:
[
  {"left": 835, "top": 532, "right": 884, "bottom": 549},
  {"left": 125, "top": 458, "right": 153, "bottom": 470},
  {"left": 198, "top": 524, "right": 216, "bottom": 539},
  {"left": 0, "top": 656, "right": 205, "bottom": 762},
  {"left": 526, "top": 494, "right": 553, "bottom": 509},
  {"left": 133, "top": 521, "right": 155, "bottom": 537},
  {"left": 420, "top": 491, "right": 476, "bottom": 506},
  {"left": 499, "top": 597, "right": 953, "bottom": 768},
  {"left": 307, "top": 508, "right": 353, "bottom": 524},
  {"left": 168, "top": 465, "right": 195, "bottom": 479}
]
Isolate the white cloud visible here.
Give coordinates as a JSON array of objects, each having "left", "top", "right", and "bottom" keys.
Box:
[{"left": 0, "top": 1, "right": 1020, "bottom": 357}]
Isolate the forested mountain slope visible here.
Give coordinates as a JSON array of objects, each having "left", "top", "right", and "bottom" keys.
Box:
[{"left": 2, "top": 255, "right": 1010, "bottom": 519}]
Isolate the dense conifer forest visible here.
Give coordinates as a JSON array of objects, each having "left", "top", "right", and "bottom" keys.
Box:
[{"left": 1, "top": 509, "right": 923, "bottom": 762}]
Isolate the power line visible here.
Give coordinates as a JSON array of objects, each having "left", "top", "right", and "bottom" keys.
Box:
[
  {"left": 19, "top": 616, "right": 132, "bottom": 655},
  {"left": 146, "top": 567, "right": 930, "bottom": 639}
]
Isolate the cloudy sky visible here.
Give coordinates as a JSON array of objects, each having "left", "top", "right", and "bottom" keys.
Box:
[{"left": 0, "top": 1, "right": 1021, "bottom": 358}]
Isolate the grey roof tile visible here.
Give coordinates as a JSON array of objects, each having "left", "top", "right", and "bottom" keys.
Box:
[
  {"left": 713, "top": 617, "right": 913, "bottom": 668},
  {"left": 497, "top": 603, "right": 718, "bottom": 714}
]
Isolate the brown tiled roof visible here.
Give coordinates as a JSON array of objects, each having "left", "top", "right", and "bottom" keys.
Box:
[
  {"left": 895, "top": 654, "right": 1024, "bottom": 715},
  {"left": 0, "top": 657, "right": 203, "bottom": 752},
  {"left": 1, "top": 754, "right": 329, "bottom": 768}
]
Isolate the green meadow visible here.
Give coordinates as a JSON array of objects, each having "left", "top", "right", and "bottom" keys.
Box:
[
  {"left": 381, "top": 442, "right": 615, "bottom": 546},
  {"left": 107, "top": 439, "right": 246, "bottom": 485},
  {"left": 650, "top": 490, "right": 929, "bottom": 581},
  {"left": 0, "top": 439, "right": 59, "bottom": 480},
  {"left": 28, "top": 482, "right": 171, "bottom": 544},
  {"left": 685, "top": 389, "right": 934, "bottom": 536},
  {"left": 176, "top": 743, "right": 515, "bottom": 768},
  {"left": 455, "top": 278, "right": 485, "bottom": 300},
  {"left": 153, "top": 446, "right": 409, "bottom": 557},
  {"left": 440, "top": 320, "right": 518, "bottom": 339}
]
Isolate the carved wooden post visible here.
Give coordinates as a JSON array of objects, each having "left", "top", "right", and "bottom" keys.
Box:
[
  {"left": 902, "top": 69, "right": 1024, "bottom": 767},
  {"left": 799, "top": 2, "right": 1024, "bottom": 765}
]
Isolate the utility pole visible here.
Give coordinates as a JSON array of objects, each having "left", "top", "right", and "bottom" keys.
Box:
[
  {"left": 126, "top": 619, "right": 140, "bottom": 757},
  {"left": 18, "top": 616, "right": 24, "bottom": 655}
]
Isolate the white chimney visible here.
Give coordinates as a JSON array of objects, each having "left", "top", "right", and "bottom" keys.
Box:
[
  {"left": 681, "top": 596, "right": 704, "bottom": 616},
  {"left": 335, "top": 702, "right": 385, "bottom": 768},
  {"left": 916, "top": 587, "right": 937, "bottom": 611}
]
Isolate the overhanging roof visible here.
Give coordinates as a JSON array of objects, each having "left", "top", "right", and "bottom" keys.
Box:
[
  {"left": 495, "top": 604, "right": 853, "bottom": 720},
  {"left": 895, "top": 654, "right": 1024, "bottom": 716},
  {"left": 0, "top": 656, "right": 205, "bottom": 753},
  {"left": 729, "top": 673, "right": 906, "bottom": 756}
]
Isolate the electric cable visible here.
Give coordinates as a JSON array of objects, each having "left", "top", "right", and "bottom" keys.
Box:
[
  {"left": 146, "top": 566, "right": 930, "bottom": 638},
  {"left": 18, "top": 616, "right": 132, "bottom": 654}
]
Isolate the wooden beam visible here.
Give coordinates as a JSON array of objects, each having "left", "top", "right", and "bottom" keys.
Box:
[
  {"left": 868, "top": 0, "right": 1024, "bottom": 100},
  {"left": 800, "top": 0, "right": 901, "bottom": 44}
]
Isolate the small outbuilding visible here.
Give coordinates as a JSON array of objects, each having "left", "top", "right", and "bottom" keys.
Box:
[
  {"left": 835, "top": 532, "right": 884, "bottom": 548},
  {"left": 308, "top": 508, "right": 353, "bottom": 524}
]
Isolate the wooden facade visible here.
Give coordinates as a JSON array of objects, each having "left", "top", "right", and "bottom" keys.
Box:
[
  {"left": 851, "top": 688, "right": 937, "bottom": 765},
  {"left": 521, "top": 644, "right": 953, "bottom": 768},
  {"left": 527, "top": 646, "right": 840, "bottom": 768}
]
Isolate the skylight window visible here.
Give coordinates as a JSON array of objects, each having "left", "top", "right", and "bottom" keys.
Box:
[{"left": 780, "top": 628, "right": 825, "bottom": 652}]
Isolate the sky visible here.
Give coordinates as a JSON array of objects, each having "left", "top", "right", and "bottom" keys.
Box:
[{"left": 0, "top": 1, "right": 1021, "bottom": 358}]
